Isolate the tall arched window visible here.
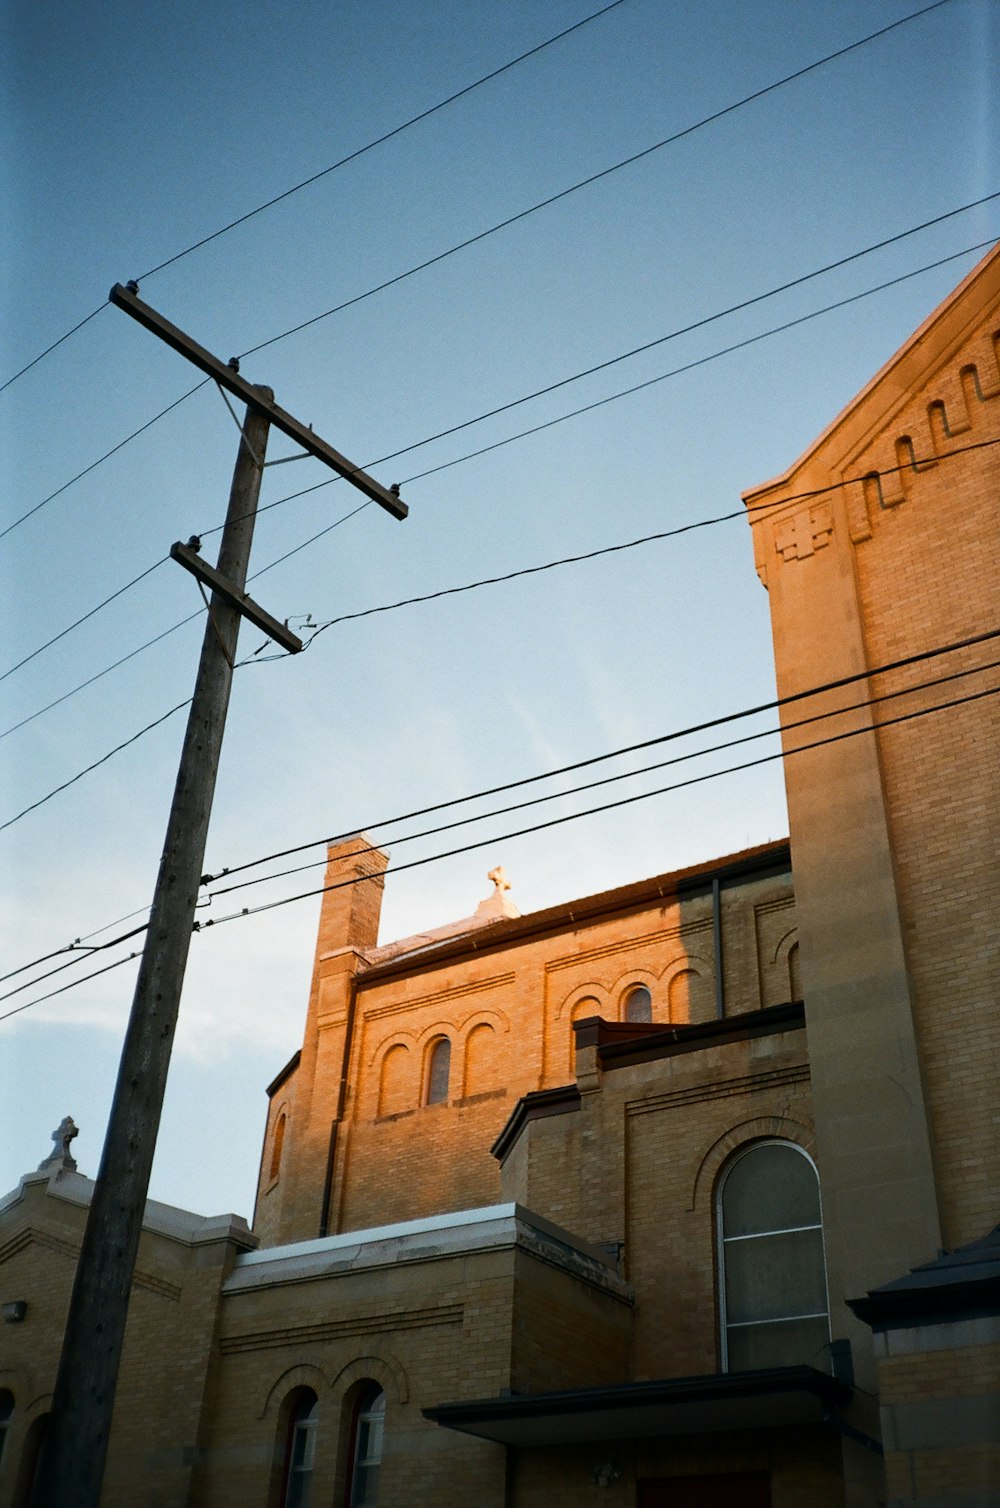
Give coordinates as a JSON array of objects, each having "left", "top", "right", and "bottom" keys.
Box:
[
  {"left": 718, "top": 1142, "right": 829, "bottom": 1372},
  {"left": 348, "top": 1386, "right": 385, "bottom": 1508},
  {"left": 269, "top": 1111, "right": 287, "bottom": 1182},
  {"left": 425, "top": 1038, "right": 450, "bottom": 1105},
  {"left": 624, "top": 985, "right": 652, "bottom": 1023},
  {"left": 0, "top": 1390, "right": 13, "bottom": 1470},
  {"left": 280, "top": 1390, "right": 318, "bottom": 1508}
]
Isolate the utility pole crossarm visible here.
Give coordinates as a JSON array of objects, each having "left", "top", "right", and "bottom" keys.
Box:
[
  {"left": 170, "top": 541, "right": 303, "bottom": 653},
  {"left": 109, "top": 282, "right": 408, "bottom": 520}
]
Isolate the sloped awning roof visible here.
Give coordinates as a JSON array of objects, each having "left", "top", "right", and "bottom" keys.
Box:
[{"left": 423, "top": 1367, "right": 850, "bottom": 1447}]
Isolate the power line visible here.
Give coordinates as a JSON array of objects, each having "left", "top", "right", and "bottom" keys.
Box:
[
  {"left": 237, "top": 0, "right": 959, "bottom": 361},
  {"left": 204, "top": 654, "right": 1000, "bottom": 902},
  {"left": 6, "top": 664, "right": 996, "bottom": 1025},
  {"left": 0, "top": 951, "right": 141, "bottom": 1025},
  {"left": 5, "top": 624, "right": 995, "bottom": 977},
  {"left": 290, "top": 430, "right": 1000, "bottom": 647},
  {"left": 207, "top": 623, "right": 1000, "bottom": 884},
  {"left": 6, "top": 57, "right": 981, "bottom": 552},
  {"left": 0, "top": 379, "right": 209, "bottom": 544},
  {"left": 186, "top": 681, "right": 1000, "bottom": 931},
  {"left": 0, "top": 304, "right": 108, "bottom": 398},
  {"left": 0, "top": 700, "right": 191, "bottom": 835},
  {"left": 0, "top": 0, "right": 946, "bottom": 403},
  {"left": 140, "top": 0, "right": 630, "bottom": 281},
  {"left": 212, "top": 227, "right": 999, "bottom": 542},
  {"left": 394, "top": 238, "right": 999, "bottom": 489},
  {"left": 0, "top": 1, "right": 628, "bottom": 399},
  {"left": 0, "top": 557, "right": 168, "bottom": 686},
  {"left": 4, "top": 229, "right": 993, "bottom": 701}
]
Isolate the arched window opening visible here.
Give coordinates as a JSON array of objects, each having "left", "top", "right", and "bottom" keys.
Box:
[
  {"left": 269, "top": 1112, "right": 287, "bottom": 1182},
  {"left": 0, "top": 1389, "right": 13, "bottom": 1469},
  {"left": 348, "top": 1386, "right": 385, "bottom": 1508},
  {"left": 425, "top": 1038, "right": 450, "bottom": 1105},
  {"left": 624, "top": 985, "right": 652, "bottom": 1024},
  {"left": 11, "top": 1412, "right": 47, "bottom": 1508},
  {"left": 788, "top": 942, "right": 802, "bottom": 1002},
  {"left": 718, "top": 1142, "right": 829, "bottom": 1372},
  {"left": 280, "top": 1389, "right": 318, "bottom": 1508}
]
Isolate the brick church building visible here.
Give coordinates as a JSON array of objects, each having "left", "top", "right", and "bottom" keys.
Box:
[{"left": 2, "top": 246, "right": 998, "bottom": 1507}]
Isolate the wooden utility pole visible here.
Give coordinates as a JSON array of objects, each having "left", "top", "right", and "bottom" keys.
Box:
[{"left": 32, "top": 287, "right": 406, "bottom": 1508}]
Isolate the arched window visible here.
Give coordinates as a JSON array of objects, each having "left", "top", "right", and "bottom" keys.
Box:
[
  {"left": 348, "top": 1386, "right": 385, "bottom": 1508},
  {"left": 425, "top": 1038, "right": 450, "bottom": 1105},
  {"left": 0, "top": 1390, "right": 13, "bottom": 1469},
  {"left": 624, "top": 985, "right": 652, "bottom": 1023},
  {"left": 269, "top": 1112, "right": 287, "bottom": 1182},
  {"left": 280, "top": 1390, "right": 318, "bottom": 1508},
  {"left": 718, "top": 1142, "right": 829, "bottom": 1372}
]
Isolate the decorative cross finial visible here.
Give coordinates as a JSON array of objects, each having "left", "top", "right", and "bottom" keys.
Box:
[
  {"left": 38, "top": 1116, "right": 79, "bottom": 1173},
  {"left": 488, "top": 865, "right": 511, "bottom": 894}
]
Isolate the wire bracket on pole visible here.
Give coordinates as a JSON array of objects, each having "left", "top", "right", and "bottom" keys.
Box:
[{"left": 214, "top": 381, "right": 264, "bottom": 467}]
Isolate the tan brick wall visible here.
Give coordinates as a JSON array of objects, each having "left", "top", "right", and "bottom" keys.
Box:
[
  {"left": 0, "top": 1173, "right": 250, "bottom": 1508},
  {"left": 266, "top": 856, "right": 796, "bottom": 1243}
]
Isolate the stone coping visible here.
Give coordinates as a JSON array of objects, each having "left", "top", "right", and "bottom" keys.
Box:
[
  {"left": 225, "top": 1202, "right": 633, "bottom": 1302},
  {"left": 1, "top": 1168, "right": 256, "bottom": 1250}
]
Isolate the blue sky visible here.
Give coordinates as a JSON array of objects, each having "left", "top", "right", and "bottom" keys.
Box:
[{"left": 2, "top": 0, "right": 997, "bottom": 1216}]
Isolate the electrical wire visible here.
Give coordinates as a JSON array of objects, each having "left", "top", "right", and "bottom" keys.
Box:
[
  {"left": 0, "top": 379, "right": 210, "bottom": 544},
  {"left": 0, "top": 1, "right": 629, "bottom": 399},
  {"left": 0, "top": 951, "right": 142, "bottom": 1024},
  {"left": 4, "top": 229, "right": 994, "bottom": 700},
  {"left": 0, "top": 700, "right": 192, "bottom": 835},
  {"left": 208, "top": 227, "right": 1000, "bottom": 542},
  {"left": 201, "top": 622, "right": 1000, "bottom": 886},
  {"left": 204, "top": 654, "right": 1000, "bottom": 902},
  {"left": 0, "top": 304, "right": 108, "bottom": 398},
  {"left": 195, "top": 678, "right": 1000, "bottom": 936},
  {"left": 0, "top": 0, "right": 947, "bottom": 403},
  {"left": 0, "top": 557, "right": 169, "bottom": 686},
  {"left": 4, "top": 630, "right": 996, "bottom": 1012},
  {"left": 5, "top": 660, "right": 995, "bottom": 1025},
  {"left": 137, "top": 0, "right": 630, "bottom": 281}
]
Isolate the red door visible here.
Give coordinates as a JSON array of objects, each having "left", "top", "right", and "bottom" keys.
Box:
[{"left": 637, "top": 1472, "right": 771, "bottom": 1508}]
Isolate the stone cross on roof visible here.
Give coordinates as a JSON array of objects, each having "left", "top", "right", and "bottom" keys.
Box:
[
  {"left": 38, "top": 1115, "right": 79, "bottom": 1173},
  {"left": 488, "top": 865, "right": 511, "bottom": 894}
]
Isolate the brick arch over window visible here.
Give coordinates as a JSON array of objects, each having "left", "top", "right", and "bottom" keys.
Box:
[
  {"left": 771, "top": 929, "right": 801, "bottom": 1003},
  {"left": 664, "top": 954, "right": 713, "bottom": 1023},
  {"left": 331, "top": 1354, "right": 408, "bottom": 1407},
  {"left": 258, "top": 1363, "right": 333, "bottom": 1421},
  {"left": 376, "top": 1042, "right": 413, "bottom": 1116},
  {"left": 269, "top": 1104, "right": 289, "bottom": 1182},
  {"left": 687, "top": 1116, "right": 816, "bottom": 1215},
  {"left": 562, "top": 993, "right": 603, "bottom": 1070},
  {"left": 556, "top": 985, "right": 607, "bottom": 1020}
]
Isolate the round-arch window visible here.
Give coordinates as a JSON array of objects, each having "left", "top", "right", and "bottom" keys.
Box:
[
  {"left": 426, "top": 1038, "right": 451, "bottom": 1105},
  {"left": 624, "top": 985, "right": 652, "bottom": 1023},
  {"left": 718, "top": 1142, "right": 829, "bottom": 1371},
  {"left": 281, "top": 1390, "right": 318, "bottom": 1508},
  {"left": 349, "top": 1385, "right": 385, "bottom": 1507}
]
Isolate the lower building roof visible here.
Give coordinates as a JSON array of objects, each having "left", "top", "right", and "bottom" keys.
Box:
[{"left": 423, "top": 1366, "right": 851, "bottom": 1447}]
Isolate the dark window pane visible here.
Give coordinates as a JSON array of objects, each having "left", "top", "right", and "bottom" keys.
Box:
[
  {"left": 625, "top": 986, "right": 652, "bottom": 1023},
  {"left": 724, "top": 1227, "right": 827, "bottom": 1324},
  {"left": 722, "top": 1144, "right": 821, "bottom": 1236},
  {"left": 726, "top": 1314, "right": 831, "bottom": 1372},
  {"left": 426, "top": 1039, "right": 450, "bottom": 1104}
]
